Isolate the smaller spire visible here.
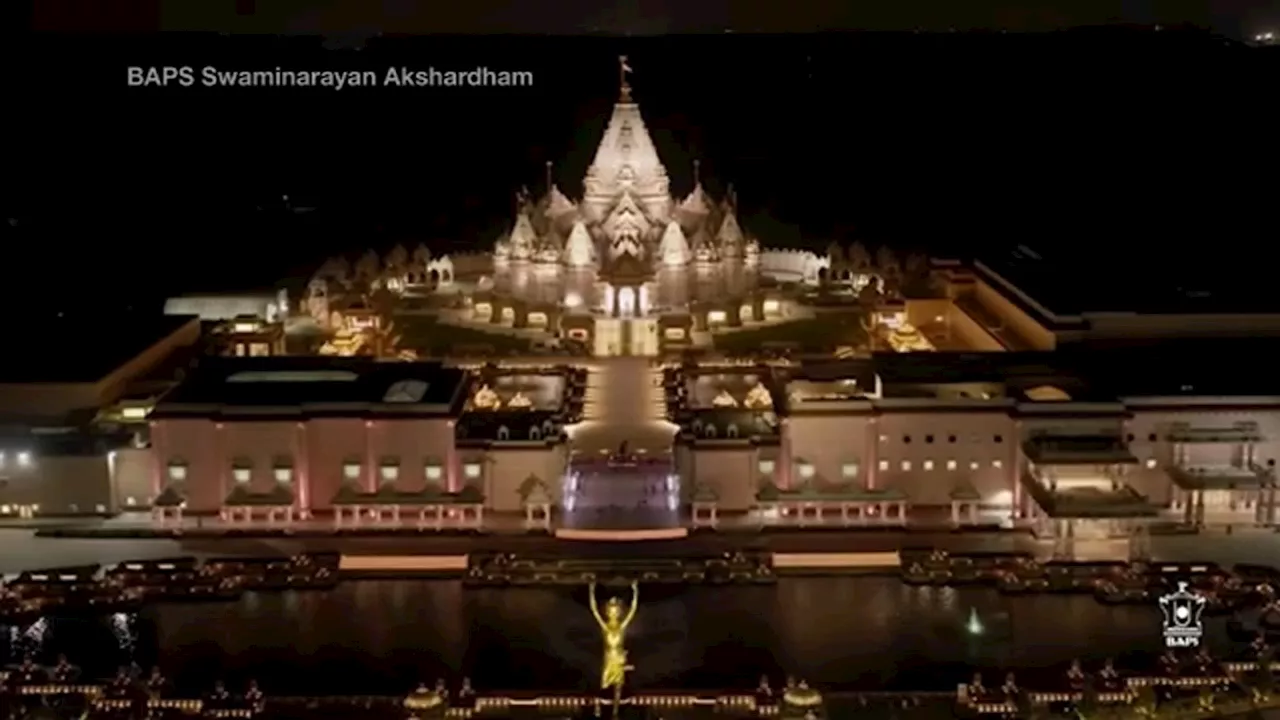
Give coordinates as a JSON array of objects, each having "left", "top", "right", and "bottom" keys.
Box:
[
  {"left": 693, "top": 159, "right": 701, "bottom": 187},
  {"left": 545, "top": 161, "right": 553, "bottom": 192},
  {"left": 618, "top": 55, "right": 633, "bottom": 102}
]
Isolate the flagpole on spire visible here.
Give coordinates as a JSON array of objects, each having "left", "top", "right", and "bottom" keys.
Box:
[
  {"left": 693, "top": 159, "right": 701, "bottom": 187},
  {"left": 545, "top": 161, "right": 553, "bottom": 192},
  {"left": 618, "top": 55, "right": 633, "bottom": 102}
]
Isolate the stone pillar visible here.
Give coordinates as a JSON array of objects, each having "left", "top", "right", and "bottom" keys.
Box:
[
  {"left": 969, "top": 503, "right": 978, "bottom": 525},
  {"left": 295, "top": 422, "right": 310, "bottom": 519},
  {"left": 779, "top": 419, "right": 793, "bottom": 489},
  {"left": 446, "top": 421, "right": 458, "bottom": 493},
  {"left": 150, "top": 421, "right": 165, "bottom": 505},
  {"left": 1184, "top": 491, "right": 1195, "bottom": 525},
  {"left": 866, "top": 418, "right": 879, "bottom": 490},
  {"left": 215, "top": 422, "right": 227, "bottom": 511},
  {"left": 364, "top": 420, "right": 377, "bottom": 493},
  {"left": 1267, "top": 486, "right": 1278, "bottom": 527},
  {"left": 1194, "top": 489, "right": 1206, "bottom": 527},
  {"left": 951, "top": 501, "right": 960, "bottom": 525}
]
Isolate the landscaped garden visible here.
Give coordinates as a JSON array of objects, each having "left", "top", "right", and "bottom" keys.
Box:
[
  {"left": 395, "top": 314, "right": 535, "bottom": 356},
  {"left": 713, "top": 314, "right": 869, "bottom": 355}
]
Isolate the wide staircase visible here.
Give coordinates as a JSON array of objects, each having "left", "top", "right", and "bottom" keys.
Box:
[
  {"left": 568, "top": 359, "right": 676, "bottom": 455},
  {"left": 581, "top": 364, "right": 606, "bottom": 422}
]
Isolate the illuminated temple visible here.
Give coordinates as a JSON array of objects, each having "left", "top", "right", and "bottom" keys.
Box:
[{"left": 469, "top": 58, "right": 783, "bottom": 356}]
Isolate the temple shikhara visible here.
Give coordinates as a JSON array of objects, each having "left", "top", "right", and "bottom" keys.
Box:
[{"left": 303, "top": 56, "right": 809, "bottom": 358}]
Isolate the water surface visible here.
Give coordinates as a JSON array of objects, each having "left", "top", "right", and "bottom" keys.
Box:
[{"left": 6, "top": 577, "right": 1227, "bottom": 695}]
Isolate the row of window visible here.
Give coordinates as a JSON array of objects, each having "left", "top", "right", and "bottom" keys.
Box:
[
  {"left": 884, "top": 434, "right": 1003, "bottom": 445},
  {"left": 761, "top": 457, "right": 1166, "bottom": 479},
  {"left": 759, "top": 458, "right": 1007, "bottom": 478},
  {"left": 167, "top": 460, "right": 484, "bottom": 484},
  {"left": 882, "top": 433, "right": 1186, "bottom": 445}
]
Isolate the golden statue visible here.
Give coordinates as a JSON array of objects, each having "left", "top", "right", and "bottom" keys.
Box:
[{"left": 589, "top": 581, "right": 639, "bottom": 714}]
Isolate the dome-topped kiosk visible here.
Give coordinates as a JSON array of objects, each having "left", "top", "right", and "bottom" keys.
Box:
[
  {"left": 780, "top": 681, "right": 826, "bottom": 720},
  {"left": 404, "top": 685, "right": 446, "bottom": 719}
]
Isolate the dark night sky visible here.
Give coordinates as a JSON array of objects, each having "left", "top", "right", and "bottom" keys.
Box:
[{"left": 5, "top": 1, "right": 1278, "bottom": 309}]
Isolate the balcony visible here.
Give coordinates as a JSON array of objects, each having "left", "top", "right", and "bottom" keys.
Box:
[
  {"left": 1020, "top": 469, "right": 1159, "bottom": 518},
  {"left": 1168, "top": 464, "right": 1273, "bottom": 491},
  {"left": 1165, "top": 422, "right": 1263, "bottom": 444},
  {"left": 1021, "top": 433, "right": 1137, "bottom": 465}
]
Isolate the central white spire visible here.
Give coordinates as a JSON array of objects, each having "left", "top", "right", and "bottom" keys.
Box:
[{"left": 582, "top": 57, "right": 670, "bottom": 224}]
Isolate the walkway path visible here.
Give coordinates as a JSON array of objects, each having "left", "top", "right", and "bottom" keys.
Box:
[
  {"left": 567, "top": 358, "right": 676, "bottom": 456},
  {"left": 561, "top": 358, "right": 681, "bottom": 528}
]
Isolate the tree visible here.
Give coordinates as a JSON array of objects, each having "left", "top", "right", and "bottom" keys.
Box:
[
  {"left": 1133, "top": 686, "right": 1158, "bottom": 718},
  {"left": 319, "top": 256, "right": 350, "bottom": 283},
  {"left": 875, "top": 246, "right": 898, "bottom": 275},
  {"left": 826, "top": 242, "right": 844, "bottom": 266},
  {"left": 857, "top": 280, "right": 881, "bottom": 308},
  {"left": 848, "top": 242, "right": 871, "bottom": 271},
  {"left": 455, "top": 483, "right": 485, "bottom": 504},
  {"left": 355, "top": 250, "right": 381, "bottom": 283},
  {"left": 904, "top": 252, "right": 929, "bottom": 278},
  {"left": 757, "top": 480, "right": 781, "bottom": 501},
  {"left": 386, "top": 244, "right": 409, "bottom": 271},
  {"left": 517, "top": 474, "right": 546, "bottom": 501},
  {"left": 412, "top": 243, "right": 432, "bottom": 269}
]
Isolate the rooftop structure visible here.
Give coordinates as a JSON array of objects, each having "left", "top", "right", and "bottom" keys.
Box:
[
  {"left": 0, "top": 314, "right": 201, "bottom": 420},
  {"left": 151, "top": 356, "right": 467, "bottom": 419}
]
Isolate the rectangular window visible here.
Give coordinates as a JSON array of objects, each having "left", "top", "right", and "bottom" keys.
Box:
[
  {"left": 841, "top": 462, "right": 859, "bottom": 479},
  {"left": 758, "top": 459, "right": 776, "bottom": 476},
  {"left": 878, "top": 460, "right": 889, "bottom": 472},
  {"left": 232, "top": 468, "right": 250, "bottom": 484},
  {"left": 425, "top": 464, "right": 443, "bottom": 481},
  {"left": 797, "top": 462, "right": 815, "bottom": 480},
  {"left": 992, "top": 459, "right": 1003, "bottom": 469},
  {"left": 380, "top": 463, "right": 400, "bottom": 483},
  {"left": 969, "top": 461, "right": 980, "bottom": 470},
  {"left": 946, "top": 459, "right": 957, "bottom": 471},
  {"left": 922, "top": 460, "right": 934, "bottom": 471},
  {"left": 342, "top": 462, "right": 362, "bottom": 481},
  {"left": 167, "top": 463, "right": 187, "bottom": 482},
  {"left": 273, "top": 467, "right": 293, "bottom": 484},
  {"left": 900, "top": 460, "right": 912, "bottom": 472},
  {"left": 463, "top": 462, "right": 482, "bottom": 479}
]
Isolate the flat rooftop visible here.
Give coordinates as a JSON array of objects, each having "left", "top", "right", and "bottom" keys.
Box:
[
  {"left": 154, "top": 357, "right": 466, "bottom": 412},
  {"left": 0, "top": 314, "right": 199, "bottom": 384},
  {"left": 979, "top": 246, "right": 1280, "bottom": 318}
]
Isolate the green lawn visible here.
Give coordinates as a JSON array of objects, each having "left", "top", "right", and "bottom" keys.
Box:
[
  {"left": 395, "top": 315, "right": 535, "bottom": 356},
  {"left": 713, "top": 315, "right": 868, "bottom": 354}
]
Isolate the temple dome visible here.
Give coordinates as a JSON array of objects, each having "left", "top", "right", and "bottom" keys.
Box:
[
  {"left": 508, "top": 213, "right": 537, "bottom": 261},
  {"left": 563, "top": 221, "right": 596, "bottom": 268},
  {"left": 544, "top": 185, "right": 576, "bottom": 218},
  {"left": 717, "top": 213, "right": 744, "bottom": 256},
  {"left": 680, "top": 184, "right": 711, "bottom": 216},
  {"left": 658, "top": 221, "right": 692, "bottom": 268}
]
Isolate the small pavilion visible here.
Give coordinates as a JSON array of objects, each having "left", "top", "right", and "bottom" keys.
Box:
[
  {"left": 330, "top": 484, "right": 486, "bottom": 530},
  {"left": 220, "top": 484, "right": 297, "bottom": 525},
  {"left": 518, "top": 475, "right": 554, "bottom": 530},
  {"left": 690, "top": 483, "right": 720, "bottom": 527},
  {"left": 151, "top": 485, "right": 187, "bottom": 527},
  {"left": 949, "top": 481, "right": 982, "bottom": 526}
]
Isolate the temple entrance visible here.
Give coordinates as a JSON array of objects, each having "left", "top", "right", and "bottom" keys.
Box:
[
  {"left": 593, "top": 318, "right": 659, "bottom": 357},
  {"left": 593, "top": 319, "right": 623, "bottom": 356},
  {"left": 562, "top": 447, "right": 682, "bottom": 529},
  {"left": 626, "top": 318, "right": 660, "bottom": 356}
]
